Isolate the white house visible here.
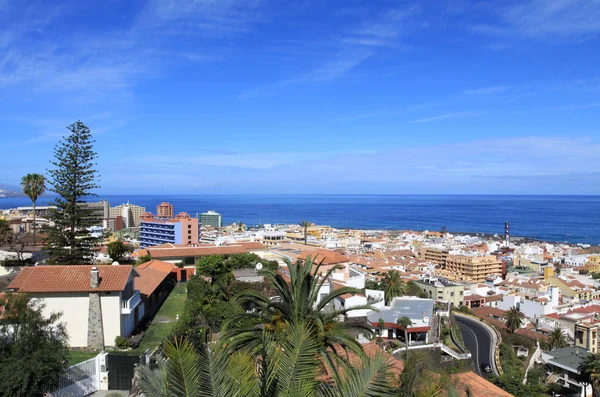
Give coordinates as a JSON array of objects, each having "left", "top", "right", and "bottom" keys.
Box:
[{"left": 9, "top": 265, "right": 144, "bottom": 348}]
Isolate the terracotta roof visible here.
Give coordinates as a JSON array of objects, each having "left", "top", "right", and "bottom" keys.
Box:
[
  {"left": 148, "top": 245, "right": 249, "bottom": 259},
  {"left": 464, "top": 294, "right": 486, "bottom": 301},
  {"left": 135, "top": 260, "right": 174, "bottom": 296},
  {"left": 473, "top": 306, "right": 507, "bottom": 318},
  {"left": 298, "top": 249, "right": 350, "bottom": 265},
  {"left": 9, "top": 265, "right": 135, "bottom": 293},
  {"left": 227, "top": 242, "right": 266, "bottom": 250},
  {"left": 453, "top": 372, "right": 514, "bottom": 397}
]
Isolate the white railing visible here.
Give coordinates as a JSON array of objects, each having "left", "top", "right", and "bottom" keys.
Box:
[
  {"left": 122, "top": 290, "right": 142, "bottom": 314},
  {"left": 49, "top": 354, "right": 102, "bottom": 397}
]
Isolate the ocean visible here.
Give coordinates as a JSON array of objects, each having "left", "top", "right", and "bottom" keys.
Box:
[{"left": 2, "top": 194, "right": 599, "bottom": 245}]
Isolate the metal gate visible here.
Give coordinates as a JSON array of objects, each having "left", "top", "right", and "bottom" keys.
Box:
[{"left": 107, "top": 353, "right": 143, "bottom": 390}]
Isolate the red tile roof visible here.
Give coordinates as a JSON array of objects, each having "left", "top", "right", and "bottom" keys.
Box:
[
  {"left": 453, "top": 372, "right": 514, "bottom": 397},
  {"left": 298, "top": 249, "right": 350, "bottom": 265},
  {"left": 135, "top": 260, "right": 174, "bottom": 297},
  {"left": 226, "top": 242, "right": 266, "bottom": 250},
  {"left": 9, "top": 265, "right": 135, "bottom": 293},
  {"left": 148, "top": 245, "right": 250, "bottom": 259}
]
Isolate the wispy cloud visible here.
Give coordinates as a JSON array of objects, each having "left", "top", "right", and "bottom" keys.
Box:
[
  {"left": 471, "top": 0, "right": 600, "bottom": 40},
  {"left": 342, "top": 7, "right": 419, "bottom": 48},
  {"left": 463, "top": 86, "right": 509, "bottom": 95},
  {"left": 239, "top": 50, "right": 373, "bottom": 99},
  {"left": 135, "top": 0, "right": 265, "bottom": 38},
  {"left": 410, "top": 112, "right": 480, "bottom": 124},
  {"left": 100, "top": 137, "right": 600, "bottom": 194}
]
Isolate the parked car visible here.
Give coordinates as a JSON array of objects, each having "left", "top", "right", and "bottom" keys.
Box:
[{"left": 480, "top": 362, "right": 492, "bottom": 373}]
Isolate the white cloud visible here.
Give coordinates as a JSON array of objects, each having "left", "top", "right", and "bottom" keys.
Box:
[
  {"left": 238, "top": 51, "right": 373, "bottom": 99},
  {"left": 99, "top": 136, "right": 600, "bottom": 194},
  {"left": 410, "top": 112, "right": 480, "bottom": 124},
  {"left": 463, "top": 86, "right": 509, "bottom": 95},
  {"left": 472, "top": 0, "right": 600, "bottom": 39}
]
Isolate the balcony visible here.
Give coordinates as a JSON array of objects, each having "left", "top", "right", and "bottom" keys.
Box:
[{"left": 121, "top": 290, "right": 141, "bottom": 314}]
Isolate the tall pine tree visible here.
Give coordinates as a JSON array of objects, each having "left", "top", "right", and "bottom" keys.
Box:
[{"left": 46, "top": 121, "right": 100, "bottom": 265}]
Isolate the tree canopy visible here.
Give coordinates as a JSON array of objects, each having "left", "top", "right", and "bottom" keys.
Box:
[
  {"left": 0, "top": 293, "right": 69, "bottom": 396},
  {"left": 46, "top": 120, "right": 100, "bottom": 265}
]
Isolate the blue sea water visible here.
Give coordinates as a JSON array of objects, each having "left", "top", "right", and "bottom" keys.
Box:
[{"left": 2, "top": 195, "right": 599, "bottom": 245}]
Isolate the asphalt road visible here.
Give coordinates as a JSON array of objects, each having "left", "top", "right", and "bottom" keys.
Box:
[{"left": 455, "top": 315, "right": 495, "bottom": 377}]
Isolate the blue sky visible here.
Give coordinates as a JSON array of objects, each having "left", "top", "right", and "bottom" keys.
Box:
[{"left": 1, "top": 0, "right": 599, "bottom": 194}]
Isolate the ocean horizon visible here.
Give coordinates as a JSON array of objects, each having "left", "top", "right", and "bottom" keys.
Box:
[{"left": 2, "top": 194, "right": 599, "bottom": 245}]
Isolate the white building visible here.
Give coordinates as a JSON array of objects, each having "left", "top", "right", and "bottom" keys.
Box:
[{"left": 9, "top": 265, "right": 144, "bottom": 348}]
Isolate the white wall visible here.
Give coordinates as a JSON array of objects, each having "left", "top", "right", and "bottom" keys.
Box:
[
  {"left": 498, "top": 294, "right": 520, "bottom": 312},
  {"left": 34, "top": 292, "right": 124, "bottom": 348},
  {"left": 36, "top": 293, "right": 90, "bottom": 347}
]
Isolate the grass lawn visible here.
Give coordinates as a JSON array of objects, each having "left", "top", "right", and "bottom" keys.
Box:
[
  {"left": 67, "top": 350, "right": 98, "bottom": 366},
  {"left": 132, "top": 282, "right": 187, "bottom": 353}
]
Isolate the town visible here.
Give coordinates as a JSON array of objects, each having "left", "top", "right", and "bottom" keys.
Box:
[{"left": 3, "top": 187, "right": 600, "bottom": 396}]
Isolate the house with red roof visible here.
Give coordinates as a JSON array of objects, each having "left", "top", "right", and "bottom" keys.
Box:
[
  {"left": 135, "top": 260, "right": 176, "bottom": 318},
  {"left": 9, "top": 265, "right": 143, "bottom": 349}
]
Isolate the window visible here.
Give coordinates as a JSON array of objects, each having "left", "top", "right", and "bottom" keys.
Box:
[
  {"left": 188, "top": 224, "right": 191, "bottom": 229},
  {"left": 450, "top": 292, "right": 455, "bottom": 297}
]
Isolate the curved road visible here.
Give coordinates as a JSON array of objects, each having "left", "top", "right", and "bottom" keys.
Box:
[{"left": 455, "top": 315, "right": 496, "bottom": 378}]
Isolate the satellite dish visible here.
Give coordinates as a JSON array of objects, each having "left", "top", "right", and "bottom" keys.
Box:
[
  {"left": 256, "top": 263, "right": 263, "bottom": 271},
  {"left": 112, "top": 261, "right": 119, "bottom": 266},
  {"left": 423, "top": 315, "right": 430, "bottom": 324}
]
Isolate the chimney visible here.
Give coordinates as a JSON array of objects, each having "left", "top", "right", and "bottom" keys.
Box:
[{"left": 90, "top": 267, "right": 99, "bottom": 289}]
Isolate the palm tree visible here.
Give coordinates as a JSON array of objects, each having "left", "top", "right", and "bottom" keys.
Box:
[
  {"left": 578, "top": 353, "right": 600, "bottom": 397},
  {"left": 139, "top": 323, "right": 396, "bottom": 396},
  {"left": 380, "top": 270, "right": 405, "bottom": 305},
  {"left": 504, "top": 306, "right": 524, "bottom": 333},
  {"left": 20, "top": 173, "right": 46, "bottom": 246},
  {"left": 396, "top": 316, "right": 413, "bottom": 357},
  {"left": 299, "top": 220, "right": 310, "bottom": 245},
  {"left": 378, "top": 317, "right": 385, "bottom": 336},
  {"left": 225, "top": 255, "right": 376, "bottom": 370},
  {"left": 548, "top": 326, "right": 568, "bottom": 350}
]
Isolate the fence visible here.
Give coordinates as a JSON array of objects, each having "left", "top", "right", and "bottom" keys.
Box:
[{"left": 49, "top": 354, "right": 102, "bottom": 397}]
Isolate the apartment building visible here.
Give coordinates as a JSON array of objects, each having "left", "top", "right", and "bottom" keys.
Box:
[
  {"left": 415, "top": 277, "right": 465, "bottom": 306},
  {"left": 157, "top": 202, "right": 173, "bottom": 218},
  {"left": 199, "top": 210, "right": 222, "bottom": 228},
  {"left": 419, "top": 247, "right": 449, "bottom": 265},
  {"left": 444, "top": 254, "right": 502, "bottom": 282},
  {"left": 109, "top": 202, "right": 146, "bottom": 228},
  {"left": 139, "top": 213, "right": 198, "bottom": 248}
]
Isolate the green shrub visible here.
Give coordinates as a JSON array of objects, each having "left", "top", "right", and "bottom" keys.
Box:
[{"left": 115, "top": 336, "right": 129, "bottom": 350}]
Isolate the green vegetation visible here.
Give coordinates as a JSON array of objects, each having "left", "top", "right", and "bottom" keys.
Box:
[
  {"left": 139, "top": 256, "right": 392, "bottom": 397},
  {"left": 547, "top": 326, "right": 568, "bottom": 350},
  {"left": 299, "top": 219, "right": 310, "bottom": 244},
  {"left": 139, "top": 327, "right": 394, "bottom": 397},
  {"left": 20, "top": 173, "right": 46, "bottom": 246},
  {"left": 504, "top": 306, "right": 525, "bottom": 333},
  {"left": 0, "top": 219, "right": 29, "bottom": 264},
  {"left": 366, "top": 277, "right": 429, "bottom": 300},
  {"left": 67, "top": 350, "right": 98, "bottom": 366},
  {"left": 226, "top": 256, "right": 373, "bottom": 367},
  {"left": 397, "top": 350, "right": 456, "bottom": 396},
  {"left": 196, "top": 253, "right": 278, "bottom": 281},
  {"left": 46, "top": 121, "right": 100, "bottom": 265},
  {"left": 107, "top": 240, "right": 132, "bottom": 262},
  {"left": 132, "top": 283, "right": 187, "bottom": 353},
  {"left": 115, "top": 336, "right": 129, "bottom": 349},
  {"left": 381, "top": 270, "right": 405, "bottom": 304},
  {"left": 396, "top": 316, "right": 412, "bottom": 357},
  {"left": 0, "top": 293, "right": 69, "bottom": 397},
  {"left": 454, "top": 305, "right": 473, "bottom": 315},
  {"left": 135, "top": 253, "right": 152, "bottom": 265},
  {"left": 489, "top": 342, "right": 546, "bottom": 396},
  {"left": 578, "top": 353, "right": 600, "bottom": 397}
]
